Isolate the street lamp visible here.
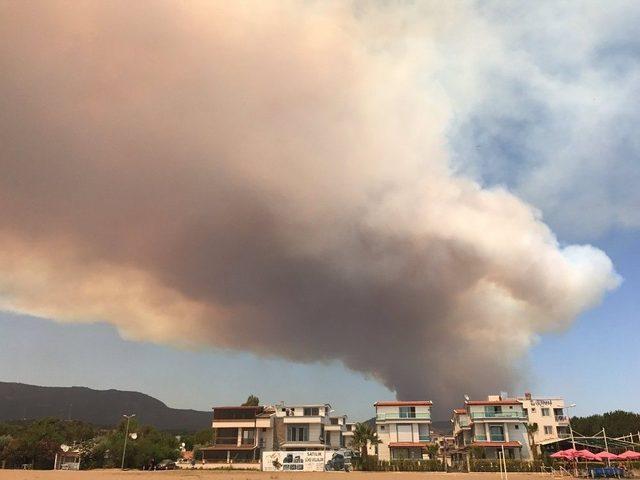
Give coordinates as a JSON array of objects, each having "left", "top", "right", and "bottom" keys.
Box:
[
  {"left": 121, "top": 414, "right": 136, "bottom": 470},
  {"left": 566, "top": 404, "right": 577, "bottom": 450}
]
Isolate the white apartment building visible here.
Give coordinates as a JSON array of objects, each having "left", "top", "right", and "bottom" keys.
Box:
[
  {"left": 451, "top": 395, "right": 533, "bottom": 460},
  {"left": 374, "top": 400, "right": 433, "bottom": 461},
  {"left": 343, "top": 422, "right": 356, "bottom": 450},
  {"left": 274, "top": 403, "right": 335, "bottom": 450},
  {"left": 518, "top": 393, "right": 571, "bottom": 445}
]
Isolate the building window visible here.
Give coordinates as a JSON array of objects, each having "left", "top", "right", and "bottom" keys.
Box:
[
  {"left": 542, "top": 408, "right": 550, "bottom": 417},
  {"left": 523, "top": 408, "right": 528, "bottom": 417},
  {"left": 544, "top": 426, "right": 554, "bottom": 435},
  {"left": 399, "top": 406, "right": 416, "bottom": 418},
  {"left": 489, "top": 425, "right": 505, "bottom": 442},
  {"left": 515, "top": 425, "right": 519, "bottom": 430},
  {"left": 287, "top": 426, "right": 308, "bottom": 442},
  {"left": 304, "top": 407, "right": 319, "bottom": 416}
]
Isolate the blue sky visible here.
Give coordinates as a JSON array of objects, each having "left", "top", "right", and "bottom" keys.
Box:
[{"left": 0, "top": 1, "right": 639, "bottom": 423}]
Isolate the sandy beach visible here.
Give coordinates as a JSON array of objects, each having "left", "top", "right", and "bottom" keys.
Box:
[{"left": 0, "top": 471, "right": 551, "bottom": 480}]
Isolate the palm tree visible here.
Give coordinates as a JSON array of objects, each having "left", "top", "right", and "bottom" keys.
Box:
[
  {"left": 350, "top": 423, "right": 381, "bottom": 459},
  {"left": 526, "top": 423, "right": 539, "bottom": 460}
]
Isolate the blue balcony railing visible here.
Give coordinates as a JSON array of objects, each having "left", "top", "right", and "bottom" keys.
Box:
[
  {"left": 376, "top": 412, "right": 431, "bottom": 421},
  {"left": 470, "top": 411, "right": 525, "bottom": 419}
]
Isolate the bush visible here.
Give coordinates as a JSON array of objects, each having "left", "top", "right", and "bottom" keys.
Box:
[
  {"left": 471, "top": 459, "right": 543, "bottom": 472},
  {"left": 353, "top": 457, "right": 444, "bottom": 471}
]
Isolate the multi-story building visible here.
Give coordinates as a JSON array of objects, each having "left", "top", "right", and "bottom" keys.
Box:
[
  {"left": 343, "top": 422, "right": 356, "bottom": 450},
  {"left": 326, "top": 415, "right": 348, "bottom": 449},
  {"left": 451, "top": 395, "right": 532, "bottom": 460},
  {"left": 374, "top": 400, "right": 433, "bottom": 461},
  {"left": 201, "top": 405, "right": 275, "bottom": 465},
  {"left": 273, "top": 403, "right": 334, "bottom": 451},
  {"left": 518, "top": 393, "right": 571, "bottom": 445}
]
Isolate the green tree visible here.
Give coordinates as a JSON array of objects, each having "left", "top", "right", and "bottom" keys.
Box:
[
  {"left": 526, "top": 422, "right": 538, "bottom": 460},
  {"left": 242, "top": 395, "right": 260, "bottom": 406},
  {"left": 426, "top": 443, "right": 439, "bottom": 459},
  {"left": 351, "top": 423, "right": 381, "bottom": 459}
]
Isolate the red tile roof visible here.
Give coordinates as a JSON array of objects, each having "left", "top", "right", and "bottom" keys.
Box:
[
  {"left": 374, "top": 400, "right": 433, "bottom": 406},
  {"left": 389, "top": 442, "right": 431, "bottom": 448},
  {"left": 465, "top": 400, "right": 521, "bottom": 406},
  {"left": 453, "top": 408, "right": 467, "bottom": 414},
  {"left": 472, "top": 441, "right": 522, "bottom": 448}
]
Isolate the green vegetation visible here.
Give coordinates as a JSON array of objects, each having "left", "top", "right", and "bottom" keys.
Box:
[
  {"left": 241, "top": 394, "right": 260, "bottom": 406},
  {"left": 571, "top": 410, "right": 640, "bottom": 437},
  {"left": 0, "top": 417, "right": 179, "bottom": 470},
  {"left": 350, "top": 422, "right": 381, "bottom": 459}
]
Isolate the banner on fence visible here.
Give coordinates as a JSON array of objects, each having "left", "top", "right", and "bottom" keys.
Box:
[{"left": 262, "top": 450, "right": 327, "bottom": 471}]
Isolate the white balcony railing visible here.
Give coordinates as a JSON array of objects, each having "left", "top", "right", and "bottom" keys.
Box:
[{"left": 376, "top": 412, "right": 431, "bottom": 421}]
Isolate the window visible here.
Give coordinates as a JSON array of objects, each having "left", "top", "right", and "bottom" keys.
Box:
[
  {"left": 515, "top": 425, "right": 519, "bottom": 430},
  {"left": 304, "top": 407, "right": 319, "bottom": 416},
  {"left": 399, "top": 406, "right": 416, "bottom": 418},
  {"left": 541, "top": 408, "right": 550, "bottom": 417},
  {"left": 489, "top": 425, "right": 505, "bottom": 441},
  {"left": 325, "top": 432, "right": 331, "bottom": 445},
  {"left": 287, "top": 426, "right": 308, "bottom": 442},
  {"left": 531, "top": 408, "right": 536, "bottom": 413},
  {"left": 523, "top": 408, "right": 528, "bottom": 417},
  {"left": 544, "top": 426, "right": 554, "bottom": 435}
]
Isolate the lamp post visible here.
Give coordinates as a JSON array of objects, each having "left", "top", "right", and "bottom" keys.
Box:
[
  {"left": 121, "top": 414, "right": 136, "bottom": 470},
  {"left": 566, "top": 404, "right": 577, "bottom": 450}
]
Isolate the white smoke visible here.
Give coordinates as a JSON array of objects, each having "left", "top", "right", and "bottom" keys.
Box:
[{"left": 0, "top": 0, "right": 620, "bottom": 411}]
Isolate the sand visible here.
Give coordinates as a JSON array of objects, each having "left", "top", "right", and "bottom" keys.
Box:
[{"left": 0, "top": 471, "right": 550, "bottom": 480}]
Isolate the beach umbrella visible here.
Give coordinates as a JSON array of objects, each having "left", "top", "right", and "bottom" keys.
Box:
[
  {"left": 595, "top": 451, "right": 619, "bottom": 461},
  {"left": 577, "top": 449, "right": 598, "bottom": 461},
  {"left": 550, "top": 451, "right": 570, "bottom": 459},
  {"left": 617, "top": 451, "right": 640, "bottom": 460}
]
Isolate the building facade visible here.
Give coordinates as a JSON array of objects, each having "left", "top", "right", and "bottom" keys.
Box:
[
  {"left": 273, "top": 403, "right": 334, "bottom": 451},
  {"left": 518, "top": 393, "right": 571, "bottom": 446},
  {"left": 374, "top": 400, "right": 433, "bottom": 461},
  {"left": 452, "top": 395, "right": 532, "bottom": 461},
  {"left": 201, "top": 405, "right": 275, "bottom": 465}
]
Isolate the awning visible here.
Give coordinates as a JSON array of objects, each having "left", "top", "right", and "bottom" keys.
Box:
[
  {"left": 199, "top": 445, "right": 256, "bottom": 451},
  {"left": 472, "top": 441, "right": 522, "bottom": 448},
  {"left": 389, "top": 442, "right": 430, "bottom": 448}
]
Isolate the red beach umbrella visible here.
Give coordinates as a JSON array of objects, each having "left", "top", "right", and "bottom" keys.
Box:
[
  {"left": 576, "top": 449, "right": 598, "bottom": 461},
  {"left": 618, "top": 451, "right": 640, "bottom": 460},
  {"left": 595, "top": 451, "right": 619, "bottom": 461}
]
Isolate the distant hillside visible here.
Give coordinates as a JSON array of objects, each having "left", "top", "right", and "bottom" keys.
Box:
[{"left": 0, "top": 382, "right": 211, "bottom": 432}]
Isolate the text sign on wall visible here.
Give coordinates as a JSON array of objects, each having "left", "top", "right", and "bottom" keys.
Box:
[{"left": 262, "top": 451, "right": 327, "bottom": 472}]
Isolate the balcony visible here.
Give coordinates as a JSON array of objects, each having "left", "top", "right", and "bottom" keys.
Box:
[
  {"left": 212, "top": 437, "right": 256, "bottom": 447},
  {"left": 459, "top": 418, "right": 471, "bottom": 427},
  {"left": 376, "top": 412, "right": 431, "bottom": 421},
  {"left": 473, "top": 434, "right": 505, "bottom": 442},
  {"left": 470, "top": 411, "right": 525, "bottom": 419},
  {"left": 419, "top": 435, "right": 431, "bottom": 442},
  {"left": 555, "top": 415, "right": 569, "bottom": 423},
  {"left": 473, "top": 435, "right": 487, "bottom": 442}
]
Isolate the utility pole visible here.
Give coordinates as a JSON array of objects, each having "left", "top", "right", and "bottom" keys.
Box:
[
  {"left": 121, "top": 414, "right": 136, "bottom": 470},
  {"left": 566, "top": 403, "right": 577, "bottom": 450}
]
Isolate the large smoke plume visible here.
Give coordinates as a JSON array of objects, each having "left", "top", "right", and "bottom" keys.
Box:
[{"left": 0, "top": 1, "right": 620, "bottom": 411}]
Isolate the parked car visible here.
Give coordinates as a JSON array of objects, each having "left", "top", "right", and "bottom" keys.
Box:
[
  {"left": 325, "top": 452, "right": 351, "bottom": 471},
  {"left": 156, "top": 459, "right": 177, "bottom": 470}
]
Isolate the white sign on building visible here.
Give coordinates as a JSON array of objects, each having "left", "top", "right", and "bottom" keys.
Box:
[{"left": 262, "top": 451, "right": 327, "bottom": 472}]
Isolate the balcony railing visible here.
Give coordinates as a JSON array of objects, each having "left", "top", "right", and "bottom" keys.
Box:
[
  {"left": 470, "top": 411, "right": 525, "bottom": 419},
  {"left": 376, "top": 412, "right": 431, "bottom": 421},
  {"left": 419, "top": 435, "right": 431, "bottom": 442},
  {"left": 555, "top": 415, "right": 568, "bottom": 422},
  {"left": 473, "top": 435, "right": 505, "bottom": 442},
  {"left": 459, "top": 418, "right": 471, "bottom": 427},
  {"left": 212, "top": 437, "right": 255, "bottom": 446}
]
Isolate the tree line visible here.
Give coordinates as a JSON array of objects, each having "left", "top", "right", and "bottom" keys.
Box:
[{"left": 571, "top": 410, "right": 640, "bottom": 438}]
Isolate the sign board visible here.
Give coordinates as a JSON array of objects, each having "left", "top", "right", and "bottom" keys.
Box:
[{"left": 263, "top": 451, "right": 326, "bottom": 471}]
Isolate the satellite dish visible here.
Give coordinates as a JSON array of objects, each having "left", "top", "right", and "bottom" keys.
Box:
[
  {"left": 61, "top": 444, "right": 70, "bottom": 452},
  {"left": 130, "top": 433, "right": 138, "bottom": 440},
  {"left": 464, "top": 394, "right": 470, "bottom": 401}
]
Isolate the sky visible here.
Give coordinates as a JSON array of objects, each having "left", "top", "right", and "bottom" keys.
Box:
[{"left": 0, "top": 0, "right": 639, "bottom": 422}]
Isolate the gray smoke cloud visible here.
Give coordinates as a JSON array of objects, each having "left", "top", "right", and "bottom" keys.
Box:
[{"left": 0, "top": 1, "right": 620, "bottom": 412}]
